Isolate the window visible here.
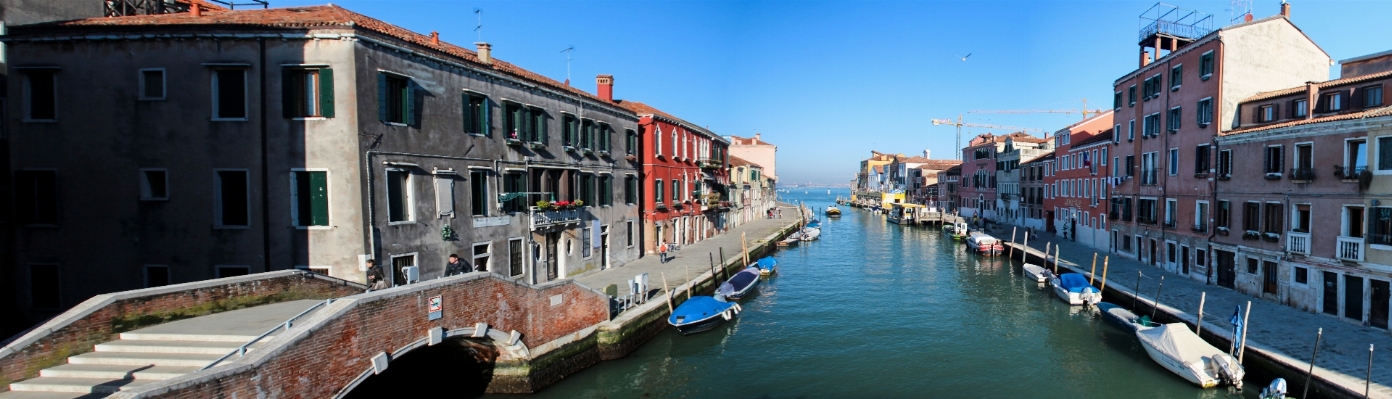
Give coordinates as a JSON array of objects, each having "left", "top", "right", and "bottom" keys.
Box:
[
  {"left": 655, "top": 179, "right": 664, "bottom": 205},
  {"left": 1292, "top": 204, "right": 1311, "bottom": 233},
  {"left": 1264, "top": 146, "right": 1283, "bottom": 174},
  {"left": 1244, "top": 202, "right": 1261, "bottom": 232},
  {"left": 1196, "top": 98, "right": 1213, "bottom": 126},
  {"left": 140, "top": 169, "right": 169, "bottom": 201},
  {"left": 384, "top": 169, "right": 414, "bottom": 222},
  {"left": 291, "top": 171, "right": 329, "bottom": 227},
  {"left": 463, "top": 93, "right": 489, "bottom": 135},
  {"left": 22, "top": 69, "right": 57, "bottom": 121},
  {"left": 1138, "top": 198, "right": 1157, "bottom": 224},
  {"left": 212, "top": 69, "right": 247, "bottom": 120},
  {"left": 1168, "top": 148, "right": 1178, "bottom": 175},
  {"left": 1322, "top": 92, "right": 1344, "bottom": 112},
  {"left": 1165, "top": 199, "right": 1177, "bottom": 226},
  {"left": 1347, "top": 139, "right": 1367, "bottom": 176},
  {"left": 1247, "top": 257, "right": 1258, "bottom": 274},
  {"left": 1128, "top": 85, "right": 1137, "bottom": 106},
  {"left": 509, "top": 238, "right": 524, "bottom": 277},
  {"left": 654, "top": 127, "right": 663, "bottom": 156},
  {"left": 625, "top": 176, "right": 638, "bottom": 204},
  {"left": 598, "top": 123, "right": 611, "bottom": 153},
  {"left": 578, "top": 174, "right": 595, "bottom": 206},
  {"left": 390, "top": 255, "right": 415, "bottom": 285},
  {"left": 15, "top": 170, "right": 57, "bottom": 225},
  {"left": 599, "top": 175, "right": 613, "bottom": 206},
  {"left": 529, "top": 107, "right": 548, "bottom": 143},
  {"left": 503, "top": 172, "right": 526, "bottom": 213},
  {"left": 215, "top": 170, "right": 249, "bottom": 227},
  {"left": 1264, "top": 202, "right": 1283, "bottom": 234},
  {"left": 1170, "top": 65, "right": 1182, "bottom": 89},
  {"left": 139, "top": 68, "right": 165, "bottom": 100},
  {"left": 1218, "top": 150, "right": 1233, "bottom": 177},
  {"left": 469, "top": 170, "right": 487, "bottom": 216},
  {"left": 1114, "top": 91, "right": 1122, "bottom": 110},
  {"left": 473, "top": 242, "right": 491, "bottom": 272},
  {"left": 434, "top": 174, "right": 454, "bottom": 217},
  {"left": 284, "top": 68, "right": 333, "bottom": 118},
  {"left": 1168, "top": 107, "right": 1181, "bottom": 131},
  {"left": 1258, "top": 104, "right": 1277, "bottom": 123},
  {"left": 505, "top": 102, "right": 523, "bottom": 140},
  {"left": 145, "top": 265, "right": 170, "bottom": 288},
  {"left": 1217, "top": 200, "right": 1230, "bottom": 228},
  {"left": 378, "top": 72, "right": 412, "bottom": 125},
  {"left": 1143, "top": 113, "right": 1160, "bottom": 136},
  {"left": 1114, "top": 125, "right": 1122, "bottom": 143},
  {"left": 1199, "top": 51, "right": 1214, "bottom": 79},
  {"left": 1126, "top": 155, "right": 1135, "bottom": 177},
  {"left": 1194, "top": 145, "right": 1210, "bottom": 175},
  {"left": 627, "top": 220, "right": 635, "bottom": 247},
  {"left": 1365, "top": 85, "right": 1383, "bottom": 107},
  {"left": 1294, "top": 143, "right": 1314, "bottom": 180},
  {"left": 1294, "top": 99, "right": 1308, "bottom": 118},
  {"left": 671, "top": 180, "right": 681, "bottom": 203},
  {"left": 626, "top": 129, "right": 639, "bottom": 155},
  {"left": 1294, "top": 266, "right": 1309, "bottom": 284},
  {"left": 30, "top": 264, "right": 59, "bottom": 308},
  {"left": 580, "top": 119, "right": 596, "bottom": 150},
  {"left": 1128, "top": 120, "right": 1135, "bottom": 141},
  {"left": 216, "top": 265, "right": 251, "bottom": 278}
]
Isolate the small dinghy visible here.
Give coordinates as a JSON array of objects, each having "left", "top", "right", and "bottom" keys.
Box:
[
  {"left": 826, "top": 206, "right": 842, "bottom": 217},
  {"left": 668, "top": 296, "right": 741, "bottom": 335},
  {"left": 949, "top": 221, "right": 969, "bottom": 241},
  {"left": 1023, "top": 264, "right": 1050, "bottom": 283},
  {"left": 966, "top": 232, "right": 1004, "bottom": 256},
  {"left": 1050, "top": 273, "right": 1101, "bottom": 306},
  {"left": 718, "top": 267, "right": 761, "bottom": 301},
  {"left": 800, "top": 227, "right": 822, "bottom": 241},
  {"left": 754, "top": 256, "right": 777, "bottom": 276},
  {"left": 1136, "top": 323, "right": 1245, "bottom": 389},
  {"left": 1095, "top": 302, "right": 1156, "bottom": 334}
]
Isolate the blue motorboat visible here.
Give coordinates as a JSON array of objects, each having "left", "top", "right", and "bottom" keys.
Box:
[
  {"left": 1096, "top": 302, "right": 1156, "bottom": 333},
  {"left": 668, "top": 296, "right": 740, "bottom": 335},
  {"left": 718, "top": 266, "right": 761, "bottom": 300},
  {"left": 754, "top": 256, "right": 777, "bottom": 276},
  {"left": 1050, "top": 273, "right": 1101, "bottom": 305},
  {"left": 805, "top": 219, "right": 821, "bottom": 229}
]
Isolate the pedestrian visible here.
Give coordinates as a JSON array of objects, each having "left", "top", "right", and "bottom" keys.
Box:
[
  {"left": 365, "top": 259, "right": 388, "bottom": 291},
  {"left": 445, "top": 254, "right": 466, "bottom": 276},
  {"left": 659, "top": 241, "right": 669, "bottom": 263}
]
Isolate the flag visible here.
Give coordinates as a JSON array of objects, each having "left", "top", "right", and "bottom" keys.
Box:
[
  {"left": 1229, "top": 305, "right": 1244, "bottom": 356},
  {"left": 1082, "top": 152, "right": 1091, "bottom": 167}
]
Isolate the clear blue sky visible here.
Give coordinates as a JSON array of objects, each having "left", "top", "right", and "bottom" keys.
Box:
[{"left": 278, "top": 0, "right": 1392, "bottom": 185}]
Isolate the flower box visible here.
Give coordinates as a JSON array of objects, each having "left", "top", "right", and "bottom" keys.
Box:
[
  {"left": 1262, "top": 232, "right": 1281, "bottom": 242},
  {"left": 505, "top": 138, "right": 524, "bottom": 146},
  {"left": 1242, "top": 230, "right": 1260, "bottom": 240},
  {"left": 527, "top": 142, "right": 545, "bottom": 150}
]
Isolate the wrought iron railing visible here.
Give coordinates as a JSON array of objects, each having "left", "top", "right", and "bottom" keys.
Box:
[
  {"left": 529, "top": 206, "right": 584, "bottom": 230},
  {"left": 1290, "top": 167, "right": 1316, "bottom": 182}
]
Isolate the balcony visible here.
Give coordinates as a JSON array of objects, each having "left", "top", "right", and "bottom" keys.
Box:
[
  {"left": 1140, "top": 169, "right": 1158, "bottom": 185},
  {"left": 529, "top": 206, "right": 584, "bottom": 231},
  {"left": 1137, "top": 215, "right": 1157, "bottom": 225},
  {"left": 697, "top": 157, "right": 722, "bottom": 169},
  {"left": 1337, "top": 236, "right": 1364, "bottom": 262},
  {"left": 1336, "top": 165, "right": 1367, "bottom": 181},
  {"left": 1264, "top": 171, "right": 1283, "bottom": 180},
  {"left": 1287, "top": 231, "right": 1310, "bottom": 255},
  {"left": 1163, "top": 220, "right": 1177, "bottom": 229},
  {"left": 1290, "top": 167, "right": 1316, "bottom": 182},
  {"left": 1191, "top": 222, "right": 1207, "bottom": 233}
]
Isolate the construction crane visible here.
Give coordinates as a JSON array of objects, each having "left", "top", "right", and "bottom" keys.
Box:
[
  {"left": 930, "top": 114, "right": 1046, "bottom": 160},
  {"left": 968, "top": 99, "right": 1106, "bottom": 120}
]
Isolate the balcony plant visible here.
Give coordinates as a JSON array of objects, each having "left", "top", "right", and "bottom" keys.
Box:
[
  {"left": 625, "top": 154, "right": 638, "bottom": 162},
  {"left": 1242, "top": 230, "right": 1260, "bottom": 240},
  {"left": 535, "top": 201, "right": 553, "bottom": 210},
  {"left": 506, "top": 131, "right": 524, "bottom": 146},
  {"left": 1216, "top": 226, "right": 1229, "bottom": 236},
  {"left": 1262, "top": 232, "right": 1280, "bottom": 242}
]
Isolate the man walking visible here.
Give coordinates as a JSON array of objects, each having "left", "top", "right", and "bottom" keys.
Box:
[
  {"left": 659, "top": 241, "right": 669, "bottom": 263},
  {"left": 445, "top": 254, "right": 466, "bottom": 276}
]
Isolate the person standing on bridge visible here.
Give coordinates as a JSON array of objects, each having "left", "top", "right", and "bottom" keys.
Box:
[
  {"left": 445, "top": 254, "right": 467, "bottom": 276},
  {"left": 365, "top": 259, "right": 387, "bottom": 291}
]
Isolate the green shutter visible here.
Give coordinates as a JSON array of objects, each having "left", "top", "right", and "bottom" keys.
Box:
[
  {"left": 462, "top": 93, "right": 470, "bottom": 133},
  {"left": 309, "top": 171, "right": 329, "bottom": 226},
  {"left": 404, "top": 81, "right": 415, "bottom": 126},
  {"left": 540, "top": 113, "right": 549, "bottom": 143},
  {"left": 283, "top": 69, "right": 296, "bottom": 118},
  {"left": 482, "top": 98, "right": 492, "bottom": 137},
  {"left": 377, "top": 73, "right": 388, "bottom": 122},
  {"left": 318, "top": 68, "right": 334, "bottom": 118}
]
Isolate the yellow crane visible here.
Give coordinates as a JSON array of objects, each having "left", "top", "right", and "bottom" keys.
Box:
[
  {"left": 968, "top": 99, "right": 1106, "bottom": 120},
  {"left": 930, "top": 114, "right": 1046, "bottom": 160}
]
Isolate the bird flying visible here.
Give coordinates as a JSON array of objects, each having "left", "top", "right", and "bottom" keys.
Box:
[{"left": 960, "top": 53, "right": 972, "bottom": 61}]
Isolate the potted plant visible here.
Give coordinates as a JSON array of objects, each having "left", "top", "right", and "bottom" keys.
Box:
[
  {"left": 1216, "top": 226, "right": 1230, "bottom": 236},
  {"left": 1262, "top": 232, "right": 1280, "bottom": 242},
  {"left": 505, "top": 131, "right": 523, "bottom": 146},
  {"left": 535, "top": 201, "right": 552, "bottom": 210},
  {"left": 1242, "top": 230, "right": 1260, "bottom": 240},
  {"left": 551, "top": 200, "right": 572, "bottom": 210},
  {"left": 573, "top": 200, "right": 585, "bottom": 208}
]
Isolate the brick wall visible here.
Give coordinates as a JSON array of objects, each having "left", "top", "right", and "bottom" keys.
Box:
[
  {"left": 116, "top": 274, "right": 610, "bottom": 398},
  {"left": 0, "top": 271, "right": 363, "bottom": 389}
]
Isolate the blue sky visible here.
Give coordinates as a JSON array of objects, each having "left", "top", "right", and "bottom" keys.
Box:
[{"left": 278, "top": 0, "right": 1392, "bottom": 185}]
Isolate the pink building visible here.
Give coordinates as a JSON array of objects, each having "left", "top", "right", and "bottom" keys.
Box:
[{"left": 958, "top": 132, "right": 1044, "bottom": 220}]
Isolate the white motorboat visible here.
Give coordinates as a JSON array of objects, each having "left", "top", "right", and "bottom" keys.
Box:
[
  {"left": 1136, "top": 323, "right": 1245, "bottom": 389},
  {"left": 800, "top": 227, "right": 821, "bottom": 241},
  {"left": 1050, "top": 273, "right": 1101, "bottom": 306},
  {"left": 1023, "top": 264, "right": 1050, "bottom": 283},
  {"left": 965, "top": 232, "right": 1004, "bottom": 256}
]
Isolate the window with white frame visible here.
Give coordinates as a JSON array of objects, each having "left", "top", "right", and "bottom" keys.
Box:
[
  {"left": 139, "top": 68, "right": 166, "bottom": 101},
  {"left": 387, "top": 169, "right": 413, "bottom": 223},
  {"left": 473, "top": 242, "right": 491, "bottom": 272}
]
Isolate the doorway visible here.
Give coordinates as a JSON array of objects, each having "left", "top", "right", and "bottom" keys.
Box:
[
  {"left": 1346, "top": 275, "right": 1364, "bottom": 321},
  {"left": 546, "top": 232, "right": 559, "bottom": 281},
  {"left": 1216, "top": 251, "right": 1235, "bottom": 289},
  {"left": 1167, "top": 242, "right": 1177, "bottom": 271},
  {"left": 1149, "top": 239, "right": 1158, "bottom": 267},
  {"left": 1046, "top": 211, "right": 1054, "bottom": 233},
  {"left": 1372, "top": 279, "right": 1389, "bottom": 330},
  {"left": 600, "top": 226, "right": 610, "bottom": 270},
  {"left": 1262, "top": 261, "right": 1278, "bottom": 296},
  {"left": 1180, "top": 246, "right": 1190, "bottom": 275},
  {"left": 1323, "top": 271, "right": 1340, "bottom": 316}
]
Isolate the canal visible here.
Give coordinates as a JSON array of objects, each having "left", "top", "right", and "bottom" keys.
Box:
[{"left": 487, "top": 189, "right": 1267, "bottom": 398}]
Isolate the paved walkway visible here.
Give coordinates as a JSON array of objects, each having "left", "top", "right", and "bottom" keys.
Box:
[
  {"left": 1005, "top": 225, "right": 1390, "bottom": 398},
  {"left": 575, "top": 204, "right": 802, "bottom": 297}
]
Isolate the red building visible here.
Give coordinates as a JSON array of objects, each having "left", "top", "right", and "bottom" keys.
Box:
[{"left": 613, "top": 88, "right": 729, "bottom": 255}]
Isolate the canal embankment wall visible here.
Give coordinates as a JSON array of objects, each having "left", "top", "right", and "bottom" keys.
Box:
[{"left": 1005, "top": 242, "right": 1385, "bottom": 399}]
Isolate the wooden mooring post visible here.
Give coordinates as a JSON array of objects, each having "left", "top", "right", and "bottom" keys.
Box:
[
  {"left": 1009, "top": 227, "right": 1017, "bottom": 258},
  {"left": 1238, "top": 301, "right": 1252, "bottom": 364},
  {"left": 1099, "top": 256, "right": 1109, "bottom": 293},
  {"left": 1304, "top": 328, "right": 1322, "bottom": 399},
  {"left": 661, "top": 273, "right": 673, "bottom": 313},
  {"left": 1196, "top": 292, "right": 1205, "bottom": 336},
  {"left": 1088, "top": 253, "right": 1098, "bottom": 285}
]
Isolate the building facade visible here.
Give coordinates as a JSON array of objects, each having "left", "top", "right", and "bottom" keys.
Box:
[
  {"left": 1020, "top": 153, "right": 1053, "bottom": 230},
  {"left": 959, "top": 132, "right": 1044, "bottom": 220},
  {"left": 616, "top": 98, "right": 730, "bottom": 254},
  {"left": 728, "top": 134, "right": 777, "bottom": 181},
  {"left": 729, "top": 155, "right": 776, "bottom": 224},
  {"left": 997, "top": 135, "right": 1054, "bottom": 228}
]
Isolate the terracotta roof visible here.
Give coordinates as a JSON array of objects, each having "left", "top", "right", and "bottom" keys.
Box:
[
  {"left": 729, "top": 134, "right": 776, "bottom": 146},
  {"left": 1243, "top": 70, "right": 1392, "bottom": 103},
  {"left": 1071, "top": 129, "right": 1114, "bottom": 148},
  {"left": 914, "top": 160, "right": 963, "bottom": 170},
  {"left": 1224, "top": 105, "right": 1392, "bottom": 135},
  {"left": 872, "top": 165, "right": 885, "bottom": 174},
  {"left": 943, "top": 164, "right": 963, "bottom": 174},
  {"left": 1022, "top": 152, "right": 1056, "bottom": 165},
  {"left": 898, "top": 156, "right": 932, "bottom": 163},
  {"left": 27, "top": 5, "right": 623, "bottom": 112},
  {"left": 729, "top": 155, "right": 761, "bottom": 168},
  {"left": 614, "top": 100, "right": 719, "bottom": 140}
]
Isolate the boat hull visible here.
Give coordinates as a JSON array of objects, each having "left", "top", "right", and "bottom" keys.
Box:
[
  {"left": 1023, "top": 264, "right": 1048, "bottom": 283},
  {"left": 673, "top": 314, "right": 727, "bottom": 335},
  {"left": 1096, "top": 302, "right": 1146, "bottom": 333},
  {"left": 1138, "top": 338, "right": 1218, "bottom": 388}
]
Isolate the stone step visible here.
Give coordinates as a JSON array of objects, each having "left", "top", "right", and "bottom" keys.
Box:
[
  {"left": 8, "top": 377, "right": 155, "bottom": 394},
  {"left": 0, "top": 391, "right": 104, "bottom": 399},
  {"left": 117, "top": 332, "right": 266, "bottom": 343},
  {"left": 39, "top": 364, "right": 199, "bottom": 380},
  {"left": 95, "top": 340, "right": 245, "bottom": 355},
  {"left": 66, "top": 351, "right": 222, "bottom": 368}
]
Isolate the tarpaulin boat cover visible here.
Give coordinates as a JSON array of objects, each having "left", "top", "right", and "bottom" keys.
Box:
[
  {"left": 718, "top": 267, "right": 760, "bottom": 298},
  {"left": 1136, "top": 323, "right": 1224, "bottom": 366},
  {"left": 755, "top": 257, "right": 777, "bottom": 269},
  {"left": 669, "top": 296, "right": 736, "bottom": 325},
  {"left": 1057, "top": 273, "right": 1096, "bottom": 293}
]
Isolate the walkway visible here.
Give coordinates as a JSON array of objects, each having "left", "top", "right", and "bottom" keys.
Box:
[
  {"left": 575, "top": 204, "right": 803, "bottom": 298},
  {"left": 1010, "top": 226, "right": 1390, "bottom": 398}
]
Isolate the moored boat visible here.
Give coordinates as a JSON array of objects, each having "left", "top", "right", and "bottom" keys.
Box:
[
  {"left": 800, "top": 227, "right": 821, "bottom": 241},
  {"left": 1095, "top": 302, "right": 1156, "bottom": 334},
  {"left": 755, "top": 256, "right": 778, "bottom": 276},
  {"left": 1050, "top": 273, "right": 1101, "bottom": 305},
  {"left": 1022, "top": 263, "right": 1050, "bottom": 283},
  {"left": 1136, "top": 323, "right": 1245, "bottom": 389},
  {"left": 668, "top": 296, "right": 741, "bottom": 335},
  {"left": 717, "top": 267, "right": 761, "bottom": 301},
  {"left": 826, "top": 206, "right": 842, "bottom": 217},
  {"left": 949, "top": 221, "right": 969, "bottom": 240},
  {"left": 966, "top": 232, "right": 1004, "bottom": 255}
]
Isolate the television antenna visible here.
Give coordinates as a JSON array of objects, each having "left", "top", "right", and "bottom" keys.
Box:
[
  {"left": 561, "top": 46, "right": 575, "bottom": 84},
  {"left": 473, "top": 9, "right": 484, "bottom": 42}
]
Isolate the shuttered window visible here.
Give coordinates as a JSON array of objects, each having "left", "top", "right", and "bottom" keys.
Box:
[
  {"left": 462, "top": 93, "right": 489, "bottom": 135},
  {"left": 291, "top": 171, "right": 329, "bottom": 227},
  {"left": 378, "top": 73, "right": 413, "bottom": 125},
  {"left": 283, "top": 67, "right": 334, "bottom": 118}
]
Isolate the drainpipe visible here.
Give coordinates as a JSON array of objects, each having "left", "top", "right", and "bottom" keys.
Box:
[
  {"left": 259, "top": 38, "right": 272, "bottom": 272},
  {"left": 365, "top": 150, "right": 377, "bottom": 267}
]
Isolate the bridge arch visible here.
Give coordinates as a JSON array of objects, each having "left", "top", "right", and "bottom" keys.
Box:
[{"left": 334, "top": 325, "right": 530, "bottom": 398}]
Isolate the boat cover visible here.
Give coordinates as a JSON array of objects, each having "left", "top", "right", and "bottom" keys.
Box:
[
  {"left": 669, "top": 296, "right": 737, "bottom": 326},
  {"left": 806, "top": 220, "right": 821, "bottom": 229},
  {"left": 1057, "top": 273, "right": 1096, "bottom": 293},
  {"left": 755, "top": 257, "right": 777, "bottom": 270},
  {"left": 1136, "top": 323, "right": 1224, "bottom": 367},
  {"left": 718, "top": 267, "right": 761, "bottom": 298},
  {"left": 801, "top": 228, "right": 822, "bottom": 240}
]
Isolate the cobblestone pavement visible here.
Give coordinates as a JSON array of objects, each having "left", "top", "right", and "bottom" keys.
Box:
[
  {"left": 1005, "top": 225, "right": 1390, "bottom": 398},
  {"left": 574, "top": 204, "right": 801, "bottom": 297}
]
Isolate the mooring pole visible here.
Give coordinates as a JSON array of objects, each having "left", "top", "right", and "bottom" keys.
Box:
[
  {"left": 661, "top": 272, "right": 673, "bottom": 313},
  {"left": 1151, "top": 276, "right": 1165, "bottom": 319},
  {"left": 741, "top": 232, "right": 750, "bottom": 268},
  {"left": 1238, "top": 301, "right": 1252, "bottom": 364},
  {"left": 684, "top": 264, "right": 693, "bottom": 300},
  {"left": 1100, "top": 256, "right": 1109, "bottom": 294},
  {"left": 1021, "top": 232, "right": 1030, "bottom": 265},
  {"left": 1133, "top": 270, "right": 1142, "bottom": 309},
  {"left": 1303, "top": 327, "right": 1322, "bottom": 399},
  {"left": 1054, "top": 245, "right": 1061, "bottom": 274},
  {"left": 709, "top": 253, "right": 717, "bottom": 282},
  {"left": 1089, "top": 253, "right": 1098, "bottom": 285},
  {"left": 1009, "top": 227, "right": 1017, "bottom": 257},
  {"left": 719, "top": 247, "right": 727, "bottom": 278},
  {"left": 1196, "top": 292, "right": 1206, "bottom": 336},
  {"left": 1367, "top": 344, "right": 1375, "bottom": 399}
]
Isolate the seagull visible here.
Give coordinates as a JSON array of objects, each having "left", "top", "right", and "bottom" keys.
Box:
[{"left": 960, "top": 53, "right": 972, "bottom": 61}]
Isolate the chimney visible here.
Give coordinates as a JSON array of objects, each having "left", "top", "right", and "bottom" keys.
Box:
[
  {"left": 190, "top": 3, "right": 201, "bottom": 17},
  {"left": 1244, "top": 13, "right": 1253, "bottom": 22},
  {"left": 475, "top": 42, "right": 492, "bottom": 65},
  {"left": 1280, "top": 1, "right": 1290, "bottom": 18},
  {"left": 596, "top": 74, "right": 614, "bottom": 102},
  {"left": 1140, "top": 50, "right": 1152, "bottom": 67},
  {"left": 923, "top": 149, "right": 931, "bottom": 159},
  {"left": 755, "top": 133, "right": 761, "bottom": 142},
  {"left": 430, "top": 31, "right": 440, "bottom": 46}
]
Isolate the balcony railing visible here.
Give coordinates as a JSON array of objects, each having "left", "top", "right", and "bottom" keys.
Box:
[
  {"left": 1137, "top": 215, "right": 1157, "bottom": 225},
  {"left": 1287, "top": 232, "right": 1310, "bottom": 255},
  {"left": 1337, "top": 236, "right": 1364, "bottom": 261},
  {"left": 1141, "top": 169, "right": 1159, "bottom": 185},
  {"left": 1191, "top": 222, "right": 1207, "bottom": 233},
  {"left": 1337, "top": 165, "right": 1367, "bottom": 180},
  {"left": 1290, "top": 167, "right": 1316, "bottom": 182},
  {"left": 529, "top": 206, "right": 584, "bottom": 231},
  {"left": 697, "top": 157, "right": 722, "bottom": 169},
  {"left": 1163, "top": 220, "right": 1177, "bottom": 228}
]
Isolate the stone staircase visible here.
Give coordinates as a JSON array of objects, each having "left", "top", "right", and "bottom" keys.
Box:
[{"left": 0, "top": 300, "right": 326, "bottom": 399}]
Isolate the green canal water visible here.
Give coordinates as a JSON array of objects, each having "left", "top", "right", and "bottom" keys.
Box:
[{"left": 491, "top": 190, "right": 1269, "bottom": 399}]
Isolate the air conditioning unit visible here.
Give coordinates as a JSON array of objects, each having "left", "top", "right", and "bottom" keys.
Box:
[{"left": 402, "top": 266, "right": 420, "bottom": 285}]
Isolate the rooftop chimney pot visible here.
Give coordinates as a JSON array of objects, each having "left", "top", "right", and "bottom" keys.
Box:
[
  {"left": 596, "top": 74, "right": 614, "bottom": 102},
  {"left": 1280, "top": 1, "right": 1290, "bottom": 18},
  {"left": 190, "top": 3, "right": 201, "bottom": 17},
  {"left": 475, "top": 42, "right": 492, "bottom": 65},
  {"left": 1244, "top": 13, "right": 1253, "bottom": 22},
  {"left": 430, "top": 31, "right": 440, "bottom": 46}
]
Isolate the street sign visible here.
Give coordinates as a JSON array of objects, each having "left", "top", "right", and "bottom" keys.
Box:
[{"left": 427, "top": 295, "right": 443, "bottom": 321}]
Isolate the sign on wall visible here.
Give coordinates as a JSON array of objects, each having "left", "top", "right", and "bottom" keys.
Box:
[{"left": 427, "top": 295, "right": 443, "bottom": 321}]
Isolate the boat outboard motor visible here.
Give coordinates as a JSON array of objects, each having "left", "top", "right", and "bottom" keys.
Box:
[
  {"left": 1211, "top": 353, "right": 1245, "bottom": 390},
  {"left": 1259, "top": 378, "right": 1288, "bottom": 399}
]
